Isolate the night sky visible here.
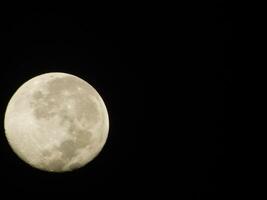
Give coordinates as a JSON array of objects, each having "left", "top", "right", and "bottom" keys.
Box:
[
  {"left": 0, "top": 6, "right": 145, "bottom": 198},
  {"left": 0, "top": 3, "right": 230, "bottom": 199}
]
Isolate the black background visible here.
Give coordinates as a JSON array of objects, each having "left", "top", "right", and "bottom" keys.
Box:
[
  {"left": 0, "top": 5, "right": 146, "bottom": 198},
  {"left": 0, "top": 2, "right": 231, "bottom": 199}
]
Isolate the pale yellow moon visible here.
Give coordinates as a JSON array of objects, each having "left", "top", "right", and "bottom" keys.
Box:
[{"left": 4, "top": 72, "right": 109, "bottom": 172}]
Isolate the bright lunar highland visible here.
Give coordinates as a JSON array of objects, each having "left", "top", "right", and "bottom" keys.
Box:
[{"left": 4, "top": 72, "right": 109, "bottom": 172}]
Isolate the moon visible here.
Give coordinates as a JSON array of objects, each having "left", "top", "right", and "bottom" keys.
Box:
[{"left": 4, "top": 72, "right": 109, "bottom": 172}]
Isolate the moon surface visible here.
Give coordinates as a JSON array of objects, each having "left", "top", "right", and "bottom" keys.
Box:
[{"left": 4, "top": 72, "right": 109, "bottom": 172}]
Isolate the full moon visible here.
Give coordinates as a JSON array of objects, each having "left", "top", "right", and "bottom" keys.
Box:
[{"left": 4, "top": 72, "right": 109, "bottom": 172}]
